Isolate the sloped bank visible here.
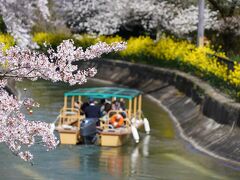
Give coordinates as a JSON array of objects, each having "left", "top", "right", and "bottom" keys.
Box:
[
  {"left": 5, "top": 78, "right": 17, "bottom": 95},
  {"left": 91, "top": 59, "right": 240, "bottom": 165}
]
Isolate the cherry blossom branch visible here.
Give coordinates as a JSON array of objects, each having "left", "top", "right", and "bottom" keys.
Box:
[{"left": 0, "top": 39, "right": 127, "bottom": 162}]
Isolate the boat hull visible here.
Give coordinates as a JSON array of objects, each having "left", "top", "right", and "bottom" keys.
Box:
[
  {"left": 100, "top": 129, "right": 131, "bottom": 147},
  {"left": 57, "top": 128, "right": 80, "bottom": 145}
]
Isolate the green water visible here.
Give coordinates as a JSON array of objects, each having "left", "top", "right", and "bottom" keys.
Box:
[{"left": 0, "top": 79, "right": 240, "bottom": 180}]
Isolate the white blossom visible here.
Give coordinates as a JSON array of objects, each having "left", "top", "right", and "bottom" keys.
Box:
[
  {"left": 54, "top": 0, "right": 219, "bottom": 36},
  {"left": 0, "top": 0, "right": 50, "bottom": 47}
]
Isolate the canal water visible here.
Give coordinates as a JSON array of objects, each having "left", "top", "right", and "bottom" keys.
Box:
[{"left": 0, "top": 79, "right": 240, "bottom": 180}]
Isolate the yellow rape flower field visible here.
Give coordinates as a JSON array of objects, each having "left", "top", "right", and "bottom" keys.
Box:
[
  {"left": 9, "top": 33, "right": 240, "bottom": 100},
  {"left": 0, "top": 34, "right": 15, "bottom": 51},
  {"left": 119, "top": 36, "right": 239, "bottom": 99}
]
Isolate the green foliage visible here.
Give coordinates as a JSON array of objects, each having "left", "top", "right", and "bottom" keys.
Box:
[{"left": 231, "top": 55, "right": 240, "bottom": 62}]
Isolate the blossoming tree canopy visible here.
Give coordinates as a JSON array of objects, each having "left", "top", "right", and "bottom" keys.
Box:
[
  {"left": 0, "top": 40, "right": 127, "bottom": 162},
  {"left": 0, "top": 0, "right": 50, "bottom": 48},
  {"left": 54, "top": 0, "right": 219, "bottom": 36}
]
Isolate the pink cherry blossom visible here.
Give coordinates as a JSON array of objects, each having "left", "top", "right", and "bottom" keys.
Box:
[{"left": 0, "top": 39, "right": 127, "bottom": 162}]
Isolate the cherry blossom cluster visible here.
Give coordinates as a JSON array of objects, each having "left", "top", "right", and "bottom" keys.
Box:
[
  {"left": 216, "top": 16, "right": 240, "bottom": 35},
  {"left": 0, "top": 40, "right": 126, "bottom": 161},
  {"left": 54, "top": 0, "right": 219, "bottom": 36},
  {"left": 0, "top": 40, "right": 126, "bottom": 86},
  {"left": 165, "top": 5, "right": 218, "bottom": 35},
  {"left": 54, "top": 0, "right": 240, "bottom": 38},
  {"left": 0, "top": 89, "right": 57, "bottom": 162},
  {"left": 0, "top": 0, "right": 50, "bottom": 47}
]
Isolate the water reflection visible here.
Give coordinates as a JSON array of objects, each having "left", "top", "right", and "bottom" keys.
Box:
[
  {"left": 100, "top": 147, "right": 127, "bottom": 177},
  {"left": 142, "top": 135, "right": 150, "bottom": 157},
  {"left": 57, "top": 136, "right": 151, "bottom": 179},
  {"left": 131, "top": 135, "right": 151, "bottom": 175}
]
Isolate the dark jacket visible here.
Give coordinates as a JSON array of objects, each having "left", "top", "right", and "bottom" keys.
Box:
[{"left": 84, "top": 104, "right": 101, "bottom": 118}]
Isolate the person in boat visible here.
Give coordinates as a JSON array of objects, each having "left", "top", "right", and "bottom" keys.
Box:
[
  {"left": 100, "top": 98, "right": 106, "bottom": 116},
  {"left": 99, "top": 100, "right": 112, "bottom": 122},
  {"left": 84, "top": 98, "right": 101, "bottom": 126},
  {"left": 119, "top": 98, "right": 126, "bottom": 111},
  {"left": 111, "top": 98, "right": 127, "bottom": 118},
  {"left": 74, "top": 101, "right": 81, "bottom": 109},
  {"left": 119, "top": 98, "right": 127, "bottom": 118},
  {"left": 104, "top": 100, "right": 112, "bottom": 114},
  {"left": 74, "top": 101, "right": 86, "bottom": 115},
  {"left": 111, "top": 97, "right": 121, "bottom": 110}
]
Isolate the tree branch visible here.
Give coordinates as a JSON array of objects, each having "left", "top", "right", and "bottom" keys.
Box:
[{"left": 207, "top": 0, "right": 226, "bottom": 19}]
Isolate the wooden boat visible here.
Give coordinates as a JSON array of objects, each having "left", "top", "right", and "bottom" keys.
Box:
[{"left": 55, "top": 87, "right": 150, "bottom": 146}]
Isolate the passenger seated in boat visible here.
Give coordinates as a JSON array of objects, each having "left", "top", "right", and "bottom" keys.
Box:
[
  {"left": 104, "top": 100, "right": 112, "bottom": 113},
  {"left": 109, "top": 114, "right": 124, "bottom": 128},
  {"left": 74, "top": 101, "right": 81, "bottom": 110},
  {"left": 99, "top": 99, "right": 111, "bottom": 115},
  {"left": 111, "top": 97, "right": 121, "bottom": 110},
  {"left": 99, "top": 100, "right": 112, "bottom": 123},
  {"left": 119, "top": 98, "right": 127, "bottom": 118},
  {"left": 110, "top": 98, "right": 127, "bottom": 118},
  {"left": 100, "top": 100, "right": 111, "bottom": 115},
  {"left": 74, "top": 101, "right": 86, "bottom": 115},
  {"left": 119, "top": 98, "right": 126, "bottom": 111},
  {"left": 100, "top": 99, "right": 106, "bottom": 115},
  {"left": 84, "top": 98, "right": 101, "bottom": 126}
]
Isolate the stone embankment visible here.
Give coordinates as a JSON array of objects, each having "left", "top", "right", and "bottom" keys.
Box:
[
  {"left": 92, "top": 59, "right": 240, "bottom": 165},
  {"left": 6, "top": 78, "right": 17, "bottom": 95}
]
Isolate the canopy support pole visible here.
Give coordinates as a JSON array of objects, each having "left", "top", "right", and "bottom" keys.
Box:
[
  {"left": 71, "top": 96, "right": 75, "bottom": 110},
  {"left": 128, "top": 99, "right": 132, "bottom": 119},
  {"left": 64, "top": 97, "right": 67, "bottom": 109},
  {"left": 138, "top": 95, "right": 142, "bottom": 119},
  {"left": 133, "top": 97, "right": 137, "bottom": 118}
]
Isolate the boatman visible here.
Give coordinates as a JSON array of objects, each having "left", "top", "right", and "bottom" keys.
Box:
[{"left": 84, "top": 98, "right": 101, "bottom": 125}]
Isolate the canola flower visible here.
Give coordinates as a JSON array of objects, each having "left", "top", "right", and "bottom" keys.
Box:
[
  {"left": 32, "top": 33, "right": 240, "bottom": 99},
  {"left": 0, "top": 34, "right": 15, "bottom": 51}
]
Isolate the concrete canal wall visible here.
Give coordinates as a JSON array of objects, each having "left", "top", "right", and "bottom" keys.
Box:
[
  {"left": 92, "top": 59, "right": 240, "bottom": 165},
  {"left": 6, "top": 78, "right": 17, "bottom": 96}
]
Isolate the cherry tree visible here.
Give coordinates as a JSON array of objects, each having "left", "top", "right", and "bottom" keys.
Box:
[
  {"left": 208, "top": 0, "right": 240, "bottom": 35},
  {"left": 54, "top": 0, "right": 99, "bottom": 33},
  {"left": 0, "top": 0, "right": 50, "bottom": 47},
  {"left": 0, "top": 40, "right": 126, "bottom": 162},
  {"left": 154, "top": 4, "right": 218, "bottom": 36},
  {"left": 54, "top": 0, "right": 218, "bottom": 36},
  {"left": 54, "top": 0, "right": 158, "bottom": 35}
]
